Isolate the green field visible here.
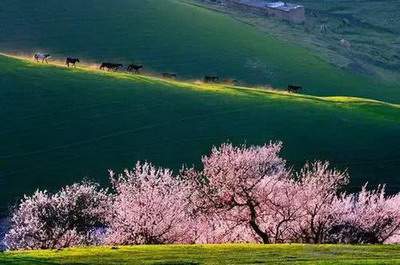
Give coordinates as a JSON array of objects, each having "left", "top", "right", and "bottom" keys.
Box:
[
  {"left": 1, "top": 244, "right": 400, "bottom": 264},
  {"left": 1, "top": 54, "right": 400, "bottom": 212},
  {"left": 0, "top": 0, "right": 399, "bottom": 103},
  {"left": 196, "top": 0, "right": 400, "bottom": 81}
]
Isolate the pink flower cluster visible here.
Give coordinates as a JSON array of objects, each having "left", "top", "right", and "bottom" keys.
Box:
[
  {"left": 4, "top": 182, "right": 109, "bottom": 250},
  {"left": 4, "top": 143, "right": 400, "bottom": 250}
]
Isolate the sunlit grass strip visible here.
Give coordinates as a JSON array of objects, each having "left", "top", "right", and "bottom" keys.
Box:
[{"left": 1, "top": 52, "right": 400, "bottom": 110}]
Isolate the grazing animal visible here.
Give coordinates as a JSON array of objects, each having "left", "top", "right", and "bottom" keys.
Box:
[
  {"left": 204, "top": 76, "right": 219, "bottom": 83},
  {"left": 287, "top": 85, "right": 302, "bottom": 93},
  {"left": 127, "top": 64, "right": 143, "bottom": 73},
  {"left": 65, "top": 58, "right": 80, "bottom": 67},
  {"left": 100, "top": 62, "right": 123, "bottom": 71},
  {"left": 33, "top": 53, "right": 51, "bottom": 63},
  {"left": 223, "top": 79, "right": 238, "bottom": 85},
  {"left": 162, "top": 73, "right": 177, "bottom": 79}
]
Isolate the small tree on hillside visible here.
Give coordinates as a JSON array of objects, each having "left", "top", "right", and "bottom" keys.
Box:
[
  {"left": 4, "top": 182, "right": 109, "bottom": 250},
  {"left": 105, "top": 162, "right": 193, "bottom": 245}
]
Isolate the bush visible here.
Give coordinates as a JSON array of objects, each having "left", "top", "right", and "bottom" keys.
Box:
[
  {"left": 328, "top": 185, "right": 400, "bottom": 244},
  {"left": 4, "top": 182, "right": 109, "bottom": 250},
  {"left": 105, "top": 162, "right": 193, "bottom": 245}
]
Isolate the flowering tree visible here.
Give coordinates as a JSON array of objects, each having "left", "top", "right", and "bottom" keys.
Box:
[
  {"left": 291, "top": 162, "right": 349, "bottom": 243},
  {"left": 328, "top": 185, "right": 400, "bottom": 243},
  {"left": 186, "top": 142, "right": 300, "bottom": 243},
  {"left": 105, "top": 162, "right": 193, "bottom": 245},
  {"left": 4, "top": 182, "right": 109, "bottom": 250}
]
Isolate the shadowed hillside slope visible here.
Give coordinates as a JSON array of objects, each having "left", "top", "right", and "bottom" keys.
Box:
[{"left": 1, "top": 54, "right": 400, "bottom": 212}]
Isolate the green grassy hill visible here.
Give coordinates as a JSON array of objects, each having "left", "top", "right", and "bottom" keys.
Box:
[
  {"left": 1, "top": 54, "right": 400, "bottom": 211},
  {"left": 195, "top": 0, "right": 400, "bottom": 81},
  {"left": 0, "top": 0, "right": 399, "bottom": 102},
  {"left": 1, "top": 244, "right": 400, "bottom": 264}
]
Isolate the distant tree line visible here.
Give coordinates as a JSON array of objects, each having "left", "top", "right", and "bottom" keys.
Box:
[{"left": 4, "top": 142, "right": 400, "bottom": 250}]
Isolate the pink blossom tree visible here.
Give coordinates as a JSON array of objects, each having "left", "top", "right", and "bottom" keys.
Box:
[
  {"left": 105, "top": 162, "right": 193, "bottom": 245},
  {"left": 291, "top": 162, "right": 349, "bottom": 243},
  {"left": 186, "top": 142, "right": 301, "bottom": 244},
  {"left": 329, "top": 185, "right": 400, "bottom": 243},
  {"left": 4, "top": 182, "right": 109, "bottom": 250}
]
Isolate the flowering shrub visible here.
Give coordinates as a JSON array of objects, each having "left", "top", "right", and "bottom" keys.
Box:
[
  {"left": 4, "top": 182, "right": 109, "bottom": 250},
  {"left": 328, "top": 185, "right": 400, "bottom": 243},
  {"left": 291, "top": 162, "right": 349, "bottom": 243},
  {"left": 105, "top": 162, "right": 193, "bottom": 245}
]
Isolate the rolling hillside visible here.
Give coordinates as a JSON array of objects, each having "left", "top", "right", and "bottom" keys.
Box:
[
  {"left": 1, "top": 54, "right": 400, "bottom": 212},
  {"left": 0, "top": 0, "right": 399, "bottom": 102},
  {"left": 193, "top": 0, "right": 400, "bottom": 82}
]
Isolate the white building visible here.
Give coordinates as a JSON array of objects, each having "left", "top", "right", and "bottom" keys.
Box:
[{"left": 225, "top": 0, "right": 306, "bottom": 24}]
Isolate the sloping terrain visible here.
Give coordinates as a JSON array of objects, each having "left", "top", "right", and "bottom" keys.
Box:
[
  {"left": 0, "top": 0, "right": 399, "bottom": 102},
  {"left": 195, "top": 0, "right": 400, "bottom": 82},
  {"left": 1, "top": 244, "right": 400, "bottom": 264},
  {"left": 1, "top": 54, "right": 400, "bottom": 211}
]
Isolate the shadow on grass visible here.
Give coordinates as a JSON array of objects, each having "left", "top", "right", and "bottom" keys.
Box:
[{"left": 0, "top": 257, "right": 60, "bottom": 265}]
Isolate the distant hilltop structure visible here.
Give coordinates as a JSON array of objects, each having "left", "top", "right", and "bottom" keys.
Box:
[{"left": 224, "top": 0, "right": 305, "bottom": 24}]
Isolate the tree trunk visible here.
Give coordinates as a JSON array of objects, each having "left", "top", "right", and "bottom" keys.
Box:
[{"left": 248, "top": 202, "right": 270, "bottom": 244}]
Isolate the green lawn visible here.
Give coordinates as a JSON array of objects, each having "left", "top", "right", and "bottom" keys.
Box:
[
  {"left": 1, "top": 244, "right": 400, "bottom": 264},
  {"left": 0, "top": 0, "right": 399, "bottom": 102},
  {"left": 1, "top": 54, "right": 400, "bottom": 212}
]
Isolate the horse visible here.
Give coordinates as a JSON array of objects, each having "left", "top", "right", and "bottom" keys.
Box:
[
  {"left": 287, "top": 85, "right": 302, "bottom": 93},
  {"left": 66, "top": 58, "right": 80, "bottom": 67},
  {"left": 204, "top": 76, "right": 219, "bottom": 83},
  {"left": 162, "top": 73, "right": 177, "bottom": 79},
  {"left": 100, "top": 63, "right": 123, "bottom": 71},
  {"left": 33, "top": 53, "right": 51, "bottom": 63},
  {"left": 127, "top": 64, "right": 143, "bottom": 73}
]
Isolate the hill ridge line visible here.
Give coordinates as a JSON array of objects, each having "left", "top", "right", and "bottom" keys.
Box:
[{"left": 1, "top": 52, "right": 399, "bottom": 109}]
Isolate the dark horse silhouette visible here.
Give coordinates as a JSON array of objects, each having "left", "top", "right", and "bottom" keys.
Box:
[
  {"left": 162, "top": 73, "right": 177, "bottom": 79},
  {"left": 204, "top": 76, "right": 219, "bottom": 83},
  {"left": 287, "top": 85, "right": 302, "bottom": 93},
  {"left": 66, "top": 58, "right": 80, "bottom": 67},
  {"left": 100, "top": 63, "right": 123, "bottom": 71},
  {"left": 127, "top": 64, "right": 143, "bottom": 73}
]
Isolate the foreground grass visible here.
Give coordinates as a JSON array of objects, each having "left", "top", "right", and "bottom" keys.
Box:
[{"left": 1, "top": 244, "right": 400, "bottom": 265}]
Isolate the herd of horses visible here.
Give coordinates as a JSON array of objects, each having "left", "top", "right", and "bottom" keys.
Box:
[{"left": 33, "top": 53, "right": 303, "bottom": 93}]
